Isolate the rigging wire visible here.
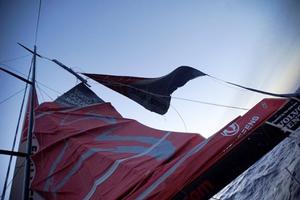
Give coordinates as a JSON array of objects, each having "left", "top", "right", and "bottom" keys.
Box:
[
  {"left": 172, "top": 96, "right": 249, "bottom": 111},
  {"left": 37, "top": 82, "right": 54, "bottom": 100},
  {"left": 26, "top": 49, "right": 295, "bottom": 107},
  {"left": 21, "top": 1, "right": 42, "bottom": 199},
  {"left": 0, "top": 160, "right": 25, "bottom": 200},
  {"left": 0, "top": 64, "right": 62, "bottom": 95},
  {"left": 206, "top": 74, "right": 299, "bottom": 98},
  {"left": 34, "top": 0, "right": 42, "bottom": 45},
  {"left": 170, "top": 104, "right": 188, "bottom": 132},
  {"left": 0, "top": 55, "right": 30, "bottom": 64},
  {"left": 1, "top": 50, "right": 248, "bottom": 111},
  {"left": 38, "top": 81, "right": 62, "bottom": 95},
  {"left": 1, "top": 63, "right": 29, "bottom": 76},
  {"left": 1, "top": 57, "right": 33, "bottom": 200},
  {"left": 0, "top": 88, "right": 25, "bottom": 105},
  {"left": 36, "top": 83, "right": 45, "bottom": 102},
  {"left": 88, "top": 79, "right": 249, "bottom": 111}
]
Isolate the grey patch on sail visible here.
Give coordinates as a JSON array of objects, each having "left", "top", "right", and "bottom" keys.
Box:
[{"left": 55, "top": 83, "right": 105, "bottom": 107}]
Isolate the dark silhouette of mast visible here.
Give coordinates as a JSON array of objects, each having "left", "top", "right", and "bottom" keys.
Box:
[{"left": 23, "top": 45, "right": 37, "bottom": 200}]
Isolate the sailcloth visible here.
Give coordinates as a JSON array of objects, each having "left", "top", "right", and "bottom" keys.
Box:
[
  {"left": 29, "top": 83, "right": 294, "bottom": 200},
  {"left": 83, "top": 66, "right": 205, "bottom": 114},
  {"left": 30, "top": 83, "right": 204, "bottom": 199},
  {"left": 21, "top": 87, "right": 39, "bottom": 142},
  {"left": 82, "top": 65, "right": 300, "bottom": 115}
]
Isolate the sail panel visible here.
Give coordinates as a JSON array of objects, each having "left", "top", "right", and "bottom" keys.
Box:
[
  {"left": 31, "top": 101, "right": 204, "bottom": 200},
  {"left": 30, "top": 95, "right": 289, "bottom": 199},
  {"left": 55, "top": 83, "right": 105, "bottom": 107},
  {"left": 129, "top": 98, "right": 287, "bottom": 199},
  {"left": 21, "top": 87, "right": 39, "bottom": 142},
  {"left": 83, "top": 66, "right": 205, "bottom": 114}
]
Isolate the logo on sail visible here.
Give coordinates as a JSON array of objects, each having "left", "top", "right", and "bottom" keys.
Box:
[{"left": 222, "top": 122, "right": 239, "bottom": 136}]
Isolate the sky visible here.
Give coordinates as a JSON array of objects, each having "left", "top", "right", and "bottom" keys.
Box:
[{"left": 0, "top": 0, "right": 300, "bottom": 198}]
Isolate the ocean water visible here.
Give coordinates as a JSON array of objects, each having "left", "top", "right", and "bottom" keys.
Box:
[{"left": 211, "top": 130, "right": 300, "bottom": 200}]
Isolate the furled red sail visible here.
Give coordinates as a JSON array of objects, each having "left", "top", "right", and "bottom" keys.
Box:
[
  {"left": 30, "top": 84, "right": 204, "bottom": 199},
  {"left": 29, "top": 83, "right": 295, "bottom": 200},
  {"left": 83, "top": 66, "right": 205, "bottom": 114},
  {"left": 21, "top": 87, "right": 39, "bottom": 142}
]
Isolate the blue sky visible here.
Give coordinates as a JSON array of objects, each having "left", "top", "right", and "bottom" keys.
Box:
[{"left": 0, "top": 0, "right": 300, "bottom": 198}]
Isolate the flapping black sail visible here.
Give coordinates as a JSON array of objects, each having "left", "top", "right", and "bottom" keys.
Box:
[{"left": 83, "top": 66, "right": 205, "bottom": 114}]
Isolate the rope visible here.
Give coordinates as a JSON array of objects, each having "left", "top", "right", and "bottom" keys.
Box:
[
  {"left": 207, "top": 74, "right": 299, "bottom": 98},
  {"left": 1, "top": 58, "right": 33, "bottom": 200},
  {"left": 0, "top": 63, "right": 28, "bottom": 77},
  {"left": 172, "top": 96, "right": 249, "bottom": 111},
  {"left": 89, "top": 80, "right": 249, "bottom": 111},
  {"left": 0, "top": 160, "right": 25, "bottom": 200},
  {"left": 8, "top": 46, "right": 295, "bottom": 106},
  {"left": 170, "top": 104, "right": 188, "bottom": 132},
  {"left": 0, "top": 55, "right": 30, "bottom": 64},
  {"left": 37, "top": 83, "right": 54, "bottom": 100},
  {"left": 36, "top": 83, "right": 45, "bottom": 102},
  {"left": 0, "top": 64, "right": 61, "bottom": 95},
  {"left": 38, "top": 81, "right": 62, "bottom": 95},
  {"left": 0, "top": 89, "right": 25, "bottom": 105}
]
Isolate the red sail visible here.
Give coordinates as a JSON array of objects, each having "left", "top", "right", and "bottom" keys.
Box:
[
  {"left": 21, "top": 87, "right": 39, "bottom": 142},
  {"left": 31, "top": 101, "right": 204, "bottom": 199},
  {"left": 30, "top": 84, "right": 289, "bottom": 200}
]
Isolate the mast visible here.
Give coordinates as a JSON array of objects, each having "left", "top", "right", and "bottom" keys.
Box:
[
  {"left": 0, "top": 68, "right": 31, "bottom": 200},
  {"left": 23, "top": 45, "right": 37, "bottom": 200}
]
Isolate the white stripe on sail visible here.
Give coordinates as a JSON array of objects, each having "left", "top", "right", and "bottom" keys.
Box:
[{"left": 83, "top": 131, "right": 171, "bottom": 200}]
